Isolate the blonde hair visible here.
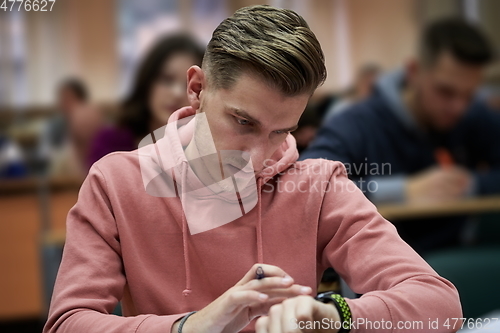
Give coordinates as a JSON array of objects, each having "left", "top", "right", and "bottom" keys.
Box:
[{"left": 203, "top": 5, "right": 326, "bottom": 96}]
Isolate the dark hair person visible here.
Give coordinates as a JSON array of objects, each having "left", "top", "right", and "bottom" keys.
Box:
[
  {"left": 301, "top": 16, "right": 499, "bottom": 254},
  {"left": 87, "top": 33, "right": 205, "bottom": 169}
]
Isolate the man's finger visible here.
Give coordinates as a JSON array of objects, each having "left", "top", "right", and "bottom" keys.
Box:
[
  {"left": 225, "top": 290, "right": 268, "bottom": 312},
  {"left": 281, "top": 298, "right": 301, "bottom": 333},
  {"left": 255, "top": 315, "right": 269, "bottom": 333},
  {"left": 237, "top": 264, "right": 292, "bottom": 285},
  {"left": 268, "top": 304, "right": 283, "bottom": 333}
]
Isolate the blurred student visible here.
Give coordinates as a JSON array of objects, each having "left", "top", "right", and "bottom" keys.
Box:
[
  {"left": 87, "top": 34, "right": 204, "bottom": 169},
  {"left": 322, "top": 64, "right": 381, "bottom": 123},
  {"left": 292, "top": 105, "right": 321, "bottom": 153},
  {"left": 40, "top": 78, "right": 102, "bottom": 177},
  {"left": 301, "top": 17, "right": 499, "bottom": 253},
  {"left": 0, "top": 134, "right": 27, "bottom": 178}
]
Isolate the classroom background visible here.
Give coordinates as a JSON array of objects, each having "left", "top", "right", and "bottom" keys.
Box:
[{"left": 1, "top": 0, "right": 500, "bottom": 332}]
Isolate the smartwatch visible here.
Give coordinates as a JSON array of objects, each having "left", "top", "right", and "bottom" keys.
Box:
[{"left": 315, "top": 291, "right": 352, "bottom": 333}]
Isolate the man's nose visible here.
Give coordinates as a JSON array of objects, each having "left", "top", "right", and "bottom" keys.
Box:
[{"left": 247, "top": 138, "right": 270, "bottom": 169}]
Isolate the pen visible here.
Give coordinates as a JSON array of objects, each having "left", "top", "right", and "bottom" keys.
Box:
[
  {"left": 256, "top": 266, "right": 265, "bottom": 280},
  {"left": 435, "top": 147, "right": 454, "bottom": 168}
]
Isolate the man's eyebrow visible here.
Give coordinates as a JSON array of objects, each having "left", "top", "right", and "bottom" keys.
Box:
[
  {"left": 281, "top": 124, "right": 299, "bottom": 132},
  {"left": 231, "top": 107, "right": 298, "bottom": 132},
  {"left": 232, "top": 108, "right": 261, "bottom": 126}
]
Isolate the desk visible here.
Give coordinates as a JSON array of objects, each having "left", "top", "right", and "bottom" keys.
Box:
[
  {"left": 377, "top": 195, "right": 500, "bottom": 221},
  {"left": 0, "top": 177, "right": 80, "bottom": 320},
  {"left": 41, "top": 195, "right": 500, "bottom": 245},
  {"left": 0, "top": 176, "right": 82, "bottom": 195}
]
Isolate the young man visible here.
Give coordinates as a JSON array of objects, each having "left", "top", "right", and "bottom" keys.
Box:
[
  {"left": 301, "top": 18, "right": 499, "bottom": 254},
  {"left": 44, "top": 6, "right": 461, "bottom": 333}
]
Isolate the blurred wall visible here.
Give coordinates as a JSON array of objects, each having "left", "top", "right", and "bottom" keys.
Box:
[
  {"left": 0, "top": 0, "right": 423, "bottom": 107},
  {"left": 228, "top": 0, "right": 420, "bottom": 94},
  {"left": 3, "top": 0, "right": 500, "bottom": 110},
  {"left": 6, "top": 0, "right": 497, "bottom": 108},
  {"left": 3, "top": 0, "right": 119, "bottom": 107},
  {"left": 348, "top": 0, "right": 418, "bottom": 75},
  {"left": 477, "top": 0, "right": 500, "bottom": 54}
]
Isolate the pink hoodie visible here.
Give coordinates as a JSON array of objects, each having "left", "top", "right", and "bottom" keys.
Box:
[{"left": 44, "top": 107, "right": 462, "bottom": 333}]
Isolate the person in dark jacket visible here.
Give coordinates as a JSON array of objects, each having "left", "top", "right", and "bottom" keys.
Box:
[{"left": 301, "top": 17, "right": 500, "bottom": 254}]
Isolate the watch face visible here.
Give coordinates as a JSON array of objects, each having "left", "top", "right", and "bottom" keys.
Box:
[{"left": 315, "top": 291, "right": 337, "bottom": 303}]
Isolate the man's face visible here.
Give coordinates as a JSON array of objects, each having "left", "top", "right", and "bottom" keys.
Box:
[
  {"left": 189, "top": 68, "right": 309, "bottom": 175},
  {"left": 411, "top": 52, "right": 483, "bottom": 131}
]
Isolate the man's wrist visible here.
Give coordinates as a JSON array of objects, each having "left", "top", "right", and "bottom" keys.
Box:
[
  {"left": 176, "top": 311, "right": 197, "bottom": 333},
  {"left": 171, "top": 318, "right": 181, "bottom": 333},
  {"left": 315, "top": 292, "right": 352, "bottom": 333}
]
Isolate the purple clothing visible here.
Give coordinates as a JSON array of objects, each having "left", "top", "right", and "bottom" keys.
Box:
[{"left": 87, "top": 126, "right": 136, "bottom": 170}]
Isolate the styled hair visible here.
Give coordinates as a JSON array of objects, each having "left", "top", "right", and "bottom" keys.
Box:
[
  {"left": 420, "top": 17, "right": 495, "bottom": 67},
  {"left": 202, "top": 5, "right": 326, "bottom": 96},
  {"left": 119, "top": 33, "right": 205, "bottom": 139}
]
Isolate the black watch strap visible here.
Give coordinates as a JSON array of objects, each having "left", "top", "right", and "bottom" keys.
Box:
[
  {"left": 315, "top": 292, "right": 352, "bottom": 333},
  {"left": 177, "top": 311, "right": 197, "bottom": 333}
]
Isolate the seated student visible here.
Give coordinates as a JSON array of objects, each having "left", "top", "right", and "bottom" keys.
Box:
[
  {"left": 88, "top": 34, "right": 205, "bottom": 170},
  {"left": 40, "top": 78, "right": 103, "bottom": 177},
  {"left": 301, "top": 17, "right": 500, "bottom": 254},
  {"left": 44, "top": 6, "right": 461, "bottom": 333}
]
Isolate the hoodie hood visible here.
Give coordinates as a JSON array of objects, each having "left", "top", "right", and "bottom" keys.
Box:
[{"left": 138, "top": 106, "right": 299, "bottom": 296}]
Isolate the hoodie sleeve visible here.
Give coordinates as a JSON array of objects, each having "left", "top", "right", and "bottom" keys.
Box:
[
  {"left": 317, "top": 161, "right": 462, "bottom": 333},
  {"left": 43, "top": 164, "right": 188, "bottom": 333}
]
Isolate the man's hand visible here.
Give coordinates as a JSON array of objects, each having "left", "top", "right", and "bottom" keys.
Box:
[
  {"left": 171, "top": 264, "right": 313, "bottom": 333},
  {"left": 255, "top": 295, "right": 341, "bottom": 333},
  {"left": 406, "top": 166, "right": 473, "bottom": 203}
]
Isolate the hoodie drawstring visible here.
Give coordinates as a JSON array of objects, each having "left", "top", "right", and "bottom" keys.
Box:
[
  {"left": 176, "top": 166, "right": 265, "bottom": 297},
  {"left": 256, "top": 178, "right": 264, "bottom": 264},
  {"left": 178, "top": 163, "right": 192, "bottom": 297}
]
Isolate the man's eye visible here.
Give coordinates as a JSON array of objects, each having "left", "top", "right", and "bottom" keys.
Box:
[
  {"left": 274, "top": 130, "right": 288, "bottom": 135},
  {"left": 236, "top": 118, "right": 250, "bottom": 125}
]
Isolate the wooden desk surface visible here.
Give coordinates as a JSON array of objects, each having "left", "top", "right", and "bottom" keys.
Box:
[
  {"left": 377, "top": 195, "right": 500, "bottom": 221},
  {"left": 0, "top": 187, "right": 79, "bottom": 319},
  {"left": 41, "top": 195, "right": 500, "bottom": 247},
  {"left": 0, "top": 176, "right": 82, "bottom": 195}
]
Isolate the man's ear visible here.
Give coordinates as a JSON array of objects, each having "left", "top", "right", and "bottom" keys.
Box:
[{"left": 187, "top": 66, "right": 205, "bottom": 111}]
